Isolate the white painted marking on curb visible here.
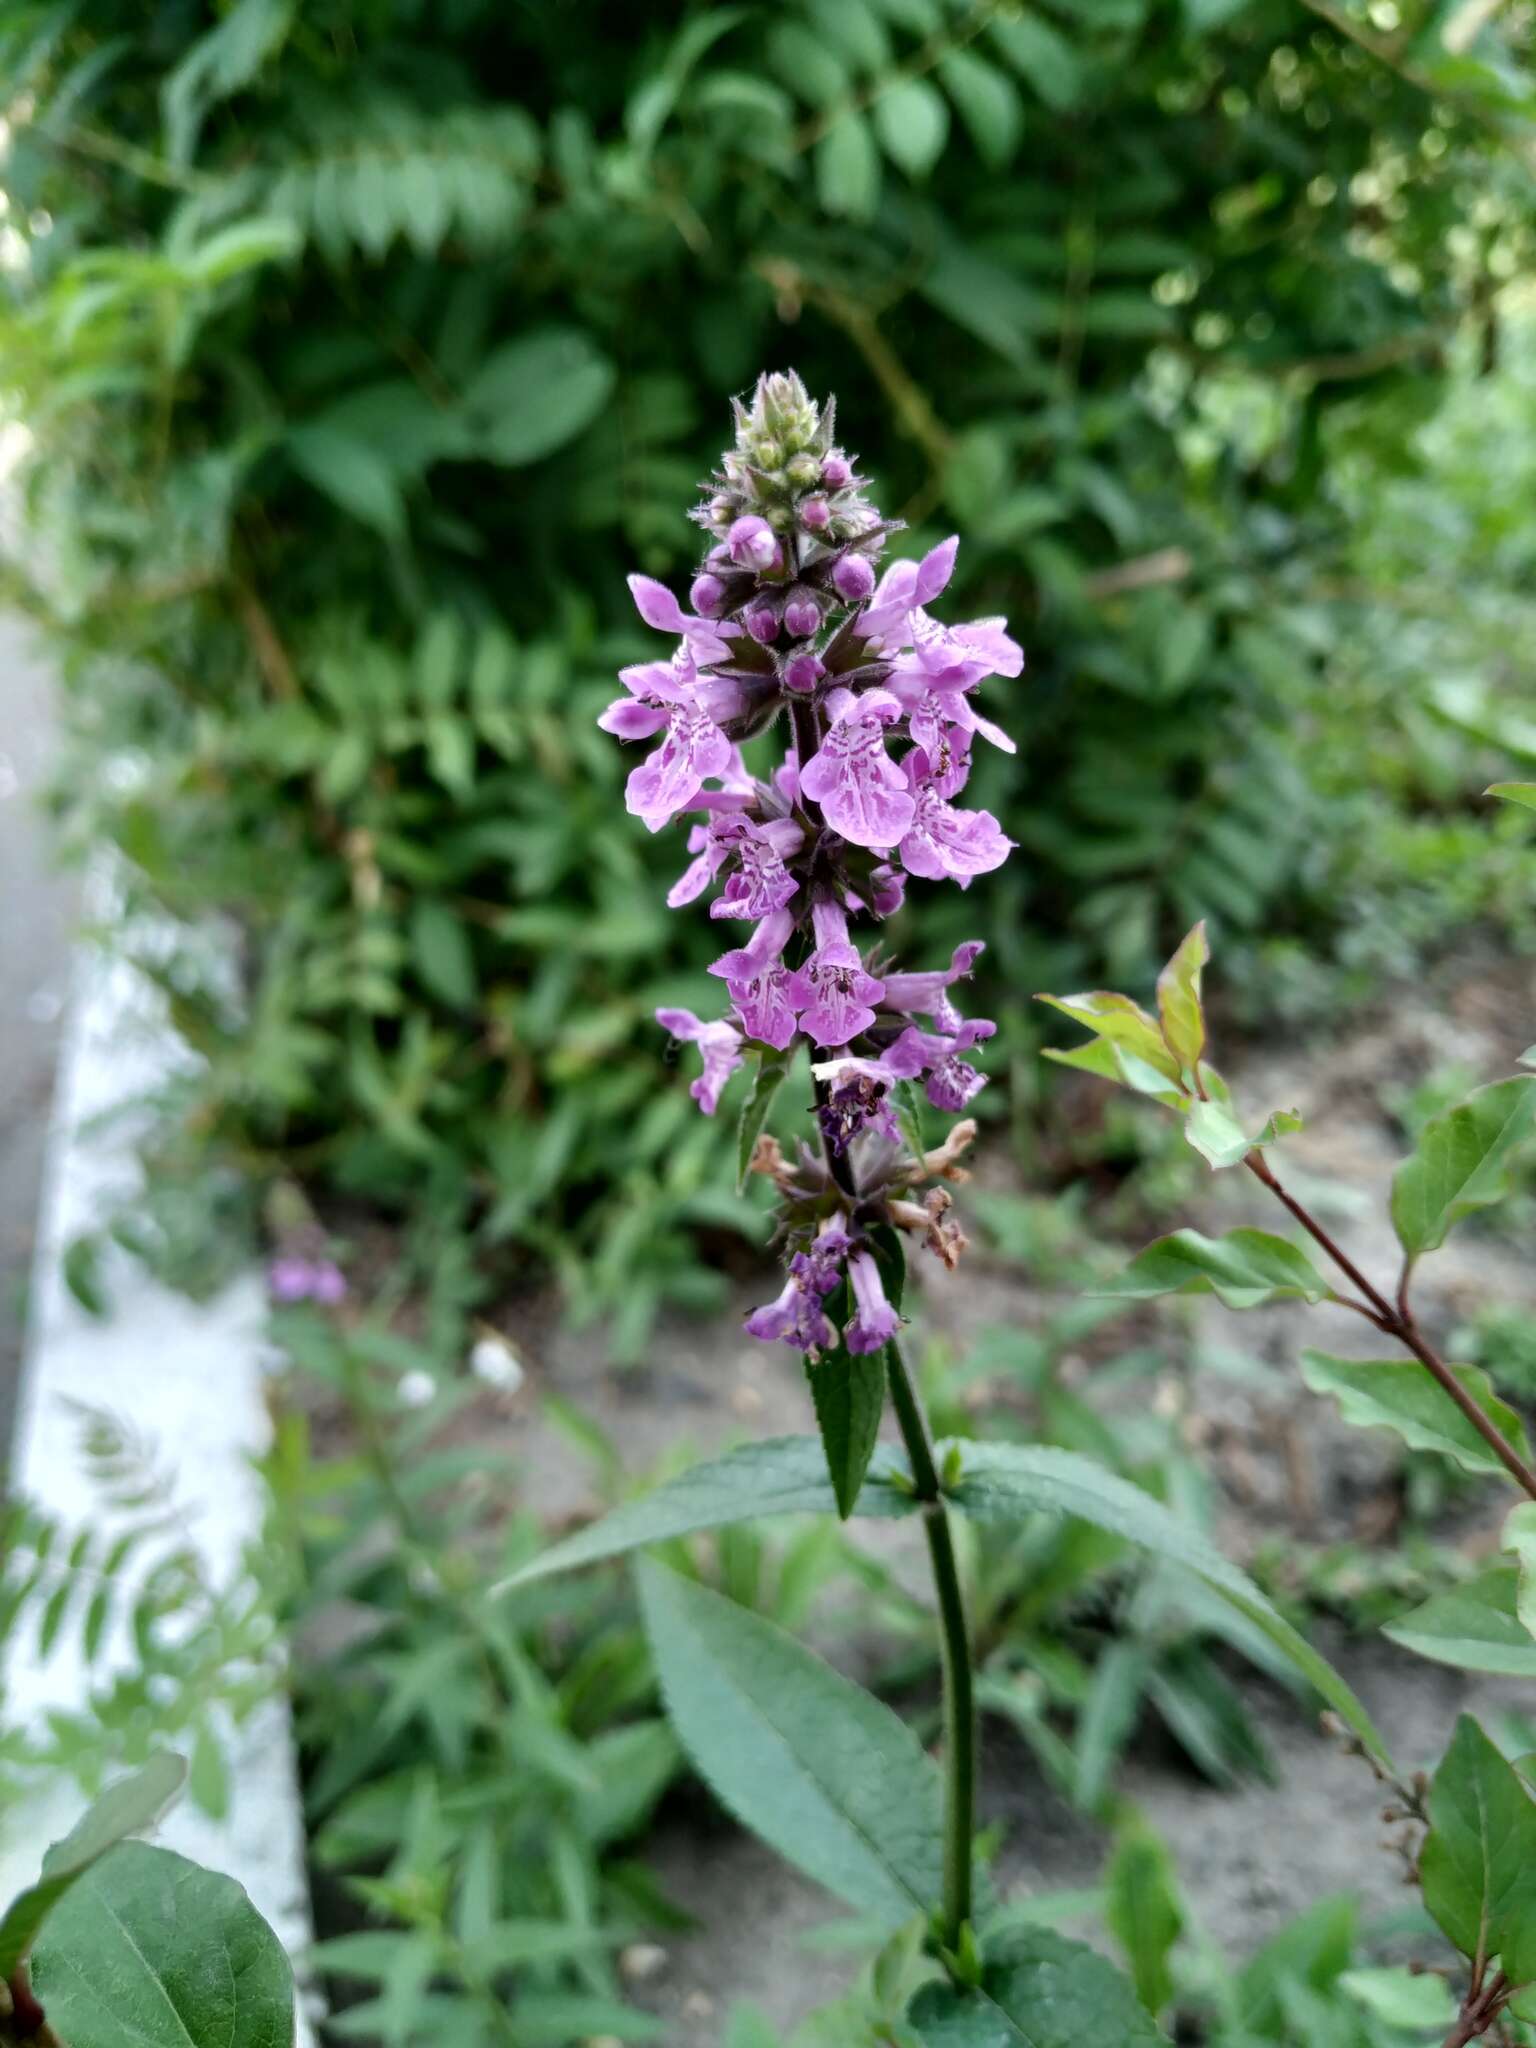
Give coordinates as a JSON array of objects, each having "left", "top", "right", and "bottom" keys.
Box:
[{"left": 0, "top": 927, "right": 317, "bottom": 2035}]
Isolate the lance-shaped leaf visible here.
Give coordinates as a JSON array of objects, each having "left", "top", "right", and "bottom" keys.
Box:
[
  {"left": 1156, "top": 921, "right": 1208, "bottom": 1073},
  {"left": 0, "top": 1753, "right": 187, "bottom": 1976},
  {"left": 1301, "top": 1352, "right": 1531, "bottom": 1478},
  {"left": 736, "top": 1045, "right": 791, "bottom": 1192},
  {"left": 637, "top": 1558, "right": 943, "bottom": 1926},
  {"left": 942, "top": 1441, "right": 1388, "bottom": 1763},
  {"left": 1390, "top": 1075, "right": 1536, "bottom": 1257},
  {"left": 29, "top": 1842, "right": 294, "bottom": 2048},
  {"left": 1488, "top": 783, "right": 1536, "bottom": 811},
  {"left": 1102, "top": 1228, "right": 1331, "bottom": 1311},
  {"left": 1183, "top": 1100, "right": 1302, "bottom": 1170},
  {"left": 1036, "top": 991, "right": 1183, "bottom": 1085},
  {"left": 496, "top": 1436, "right": 918, "bottom": 1590},
  {"left": 1420, "top": 1715, "right": 1536, "bottom": 1984},
  {"left": 805, "top": 1222, "right": 902, "bottom": 1519},
  {"left": 1384, "top": 1569, "right": 1536, "bottom": 1677},
  {"left": 1106, "top": 1819, "right": 1183, "bottom": 2019},
  {"left": 908, "top": 1925, "right": 1169, "bottom": 2045}
]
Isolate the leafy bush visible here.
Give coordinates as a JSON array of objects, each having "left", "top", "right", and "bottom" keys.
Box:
[{"left": 3, "top": 0, "right": 1533, "bottom": 1336}]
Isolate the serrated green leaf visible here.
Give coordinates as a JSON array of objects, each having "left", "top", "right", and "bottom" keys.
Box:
[
  {"left": 0, "top": 1755, "right": 187, "bottom": 1976},
  {"left": 1102, "top": 1228, "right": 1331, "bottom": 1310},
  {"left": 1391, "top": 1076, "right": 1536, "bottom": 1257},
  {"left": 737, "top": 1047, "right": 790, "bottom": 1192},
  {"left": 1383, "top": 1568, "right": 1536, "bottom": 1677},
  {"left": 1420, "top": 1715, "right": 1536, "bottom": 1983},
  {"left": 908, "top": 1924, "right": 1168, "bottom": 2044},
  {"left": 943, "top": 1441, "right": 1388, "bottom": 1763},
  {"left": 1106, "top": 1821, "right": 1182, "bottom": 2019},
  {"left": 30, "top": 1842, "right": 294, "bottom": 2048},
  {"left": 1155, "top": 920, "right": 1207, "bottom": 1072},
  {"left": 1301, "top": 1351, "right": 1531, "bottom": 1478},
  {"left": 496, "top": 1437, "right": 917, "bottom": 1590},
  {"left": 637, "top": 1559, "right": 943, "bottom": 1925}
]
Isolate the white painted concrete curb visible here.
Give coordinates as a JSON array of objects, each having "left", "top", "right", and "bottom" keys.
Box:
[{"left": 0, "top": 920, "right": 316, "bottom": 2026}]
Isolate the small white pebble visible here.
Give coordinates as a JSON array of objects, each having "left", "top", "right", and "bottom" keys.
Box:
[
  {"left": 619, "top": 1943, "right": 668, "bottom": 1984},
  {"left": 682, "top": 1991, "right": 715, "bottom": 2020},
  {"left": 470, "top": 1333, "right": 525, "bottom": 1392},
  {"left": 398, "top": 1368, "right": 436, "bottom": 1409}
]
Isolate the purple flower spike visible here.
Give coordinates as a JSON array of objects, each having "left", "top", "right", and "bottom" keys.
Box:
[
  {"left": 831, "top": 553, "right": 876, "bottom": 603},
  {"left": 845, "top": 1251, "right": 901, "bottom": 1354},
  {"left": 728, "top": 514, "right": 779, "bottom": 571},
  {"left": 270, "top": 1256, "right": 347, "bottom": 1306},
  {"left": 799, "top": 691, "right": 915, "bottom": 849},
  {"left": 656, "top": 1006, "right": 744, "bottom": 1114},
  {"left": 599, "top": 370, "right": 1017, "bottom": 1336}
]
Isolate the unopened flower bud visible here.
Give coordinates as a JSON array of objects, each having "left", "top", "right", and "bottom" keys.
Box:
[
  {"left": 800, "top": 495, "right": 831, "bottom": 532},
  {"left": 783, "top": 651, "right": 824, "bottom": 692},
  {"left": 753, "top": 437, "right": 783, "bottom": 469},
  {"left": 728, "top": 515, "right": 779, "bottom": 571},
  {"left": 821, "top": 453, "right": 852, "bottom": 489},
  {"left": 746, "top": 605, "right": 780, "bottom": 644},
  {"left": 831, "top": 552, "right": 875, "bottom": 602},
  {"left": 783, "top": 592, "right": 820, "bottom": 638},
  {"left": 708, "top": 493, "right": 734, "bottom": 525},
  {"left": 787, "top": 452, "right": 821, "bottom": 487},
  {"left": 690, "top": 572, "right": 727, "bottom": 616}
]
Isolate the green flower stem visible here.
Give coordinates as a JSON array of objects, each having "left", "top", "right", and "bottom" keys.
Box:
[{"left": 886, "top": 1331, "right": 976, "bottom": 1956}]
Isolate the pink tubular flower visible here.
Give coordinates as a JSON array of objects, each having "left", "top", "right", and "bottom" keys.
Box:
[
  {"left": 899, "top": 752, "right": 1014, "bottom": 886},
  {"left": 728, "top": 515, "right": 779, "bottom": 570},
  {"left": 797, "top": 899, "right": 885, "bottom": 1048},
  {"left": 798, "top": 690, "right": 915, "bottom": 849},
  {"left": 709, "top": 818, "right": 803, "bottom": 921},
  {"left": 745, "top": 1274, "right": 836, "bottom": 1353},
  {"left": 845, "top": 1251, "right": 901, "bottom": 1354},
  {"left": 709, "top": 908, "right": 804, "bottom": 1049},
  {"left": 270, "top": 1256, "right": 347, "bottom": 1306},
  {"left": 656, "top": 1007, "right": 744, "bottom": 1114}
]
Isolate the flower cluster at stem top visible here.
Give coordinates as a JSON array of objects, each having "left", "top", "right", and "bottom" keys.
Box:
[{"left": 599, "top": 372, "right": 1020, "bottom": 1356}]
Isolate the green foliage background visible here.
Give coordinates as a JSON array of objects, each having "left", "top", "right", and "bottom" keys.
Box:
[{"left": 2, "top": 0, "right": 1535, "bottom": 1345}]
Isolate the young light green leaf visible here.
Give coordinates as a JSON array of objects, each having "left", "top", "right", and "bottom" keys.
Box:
[
  {"left": 1338, "top": 1967, "right": 1456, "bottom": 2032},
  {"left": 637, "top": 1559, "right": 943, "bottom": 1926},
  {"left": 873, "top": 77, "right": 950, "bottom": 180},
  {"left": 1390, "top": 1076, "right": 1536, "bottom": 1257},
  {"left": 1156, "top": 920, "right": 1207, "bottom": 1072},
  {"left": 1036, "top": 991, "right": 1183, "bottom": 1085},
  {"left": 1102, "top": 1228, "right": 1331, "bottom": 1310},
  {"left": 496, "top": 1437, "right": 917, "bottom": 1590},
  {"left": 1301, "top": 1352, "right": 1531, "bottom": 1478},
  {"left": 908, "top": 1924, "right": 1169, "bottom": 2045},
  {"left": 1384, "top": 1568, "right": 1536, "bottom": 1677},
  {"left": 1183, "top": 1098, "right": 1249, "bottom": 1168},
  {"left": 816, "top": 109, "right": 881, "bottom": 221},
  {"left": 1106, "top": 1820, "right": 1183, "bottom": 2019},
  {"left": 942, "top": 1441, "right": 1389, "bottom": 1763},
  {"left": 1487, "top": 783, "right": 1536, "bottom": 811},
  {"left": 737, "top": 1046, "right": 791, "bottom": 1192},
  {"left": 1041, "top": 1036, "right": 1186, "bottom": 1108},
  {"left": 461, "top": 328, "right": 616, "bottom": 467},
  {"left": 1503, "top": 1503, "right": 1536, "bottom": 1641},
  {"left": 30, "top": 1842, "right": 294, "bottom": 2048},
  {"left": 0, "top": 1754, "right": 187, "bottom": 1976},
  {"left": 1420, "top": 1715, "right": 1536, "bottom": 1984}
]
